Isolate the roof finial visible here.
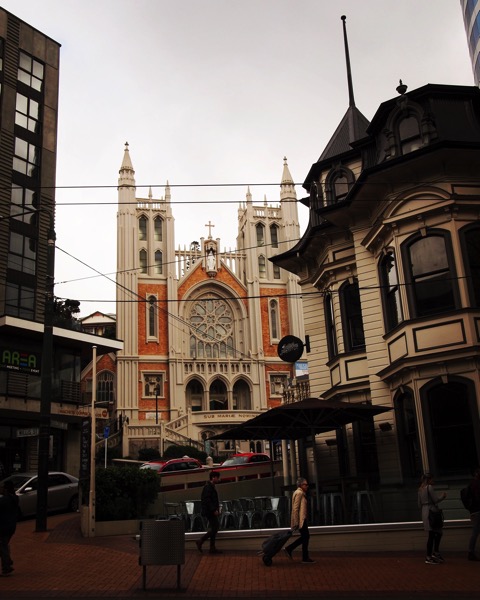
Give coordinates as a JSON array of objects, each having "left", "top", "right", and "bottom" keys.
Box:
[
  {"left": 396, "top": 79, "right": 408, "bottom": 95},
  {"left": 341, "top": 15, "right": 355, "bottom": 108}
]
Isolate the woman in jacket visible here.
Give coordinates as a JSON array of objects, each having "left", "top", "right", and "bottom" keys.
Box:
[
  {"left": 467, "top": 466, "right": 480, "bottom": 561},
  {"left": 418, "top": 472, "right": 447, "bottom": 565}
]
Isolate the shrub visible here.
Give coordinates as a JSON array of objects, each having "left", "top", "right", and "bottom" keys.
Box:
[
  {"left": 94, "top": 466, "right": 160, "bottom": 521},
  {"left": 163, "top": 444, "right": 207, "bottom": 463},
  {"left": 138, "top": 447, "right": 161, "bottom": 462}
]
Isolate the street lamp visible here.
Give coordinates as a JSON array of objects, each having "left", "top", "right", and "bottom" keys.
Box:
[
  {"left": 88, "top": 346, "right": 97, "bottom": 537},
  {"left": 155, "top": 384, "right": 160, "bottom": 425}
]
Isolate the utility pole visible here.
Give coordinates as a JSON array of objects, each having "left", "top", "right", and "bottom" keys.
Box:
[{"left": 36, "top": 217, "right": 56, "bottom": 532}]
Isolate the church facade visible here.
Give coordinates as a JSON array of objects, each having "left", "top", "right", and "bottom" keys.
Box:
[{"left": 115, "top": 145, "right": 305, "bottom": 458}]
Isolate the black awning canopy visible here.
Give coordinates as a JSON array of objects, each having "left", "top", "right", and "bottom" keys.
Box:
[{"left": 209, "top": 398, "right": 391, "bottom": 441}]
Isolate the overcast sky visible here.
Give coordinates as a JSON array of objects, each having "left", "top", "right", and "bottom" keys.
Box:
[{"left": 2, "top": 0, "right": 474, "bottom": 317}]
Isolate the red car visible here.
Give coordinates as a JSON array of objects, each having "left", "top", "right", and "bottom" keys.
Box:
[
  {"left": 140, "top": 457, "right": 204, "bottom": 473},
  {"left": 217, "top": 453, "right": 272, "bottom": 482},
  {"left": 220, "top": 452, "right": 271, "bottom": 467}
]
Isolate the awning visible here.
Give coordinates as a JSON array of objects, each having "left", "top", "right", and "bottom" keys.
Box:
[{"left": 209, "top": 398, "right": 392, "bottom": 441}]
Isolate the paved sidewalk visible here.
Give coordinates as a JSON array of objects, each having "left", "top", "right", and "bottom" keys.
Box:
[{"left": 1, "top": 513, "right": 480, "bottom": 599}]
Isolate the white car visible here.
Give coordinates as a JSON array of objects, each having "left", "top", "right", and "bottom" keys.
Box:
[{"left": 1, "top": 471, "right": 79, "bottom": 518}]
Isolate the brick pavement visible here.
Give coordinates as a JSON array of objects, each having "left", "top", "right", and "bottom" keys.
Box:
[{"left": 1, "top": 513, "right": 480, "bottom": 599}]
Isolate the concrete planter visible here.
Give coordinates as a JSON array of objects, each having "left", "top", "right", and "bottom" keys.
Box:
[
  {"left": 94, "top": 519, "right": 140, "bottom": 537},
  {"left": 80, "top": 505, "right": 141, "bottom": 537}
]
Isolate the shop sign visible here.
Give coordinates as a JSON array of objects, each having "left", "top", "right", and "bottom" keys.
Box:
[
  {"left": 16, "top": 427, "right": 39, "bottom": 438},
  {"left": 0, "top": 344, "right": 41, "bottom": 375},
  {"left": 277, "top": 335, "right": 304, "bottom": 363}
]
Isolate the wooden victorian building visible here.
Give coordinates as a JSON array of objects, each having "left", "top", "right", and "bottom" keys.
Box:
[{"left": 273, "top": 75, "right": 480, "bottom": 515}]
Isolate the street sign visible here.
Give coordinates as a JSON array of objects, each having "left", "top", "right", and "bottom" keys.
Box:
[{"left": 103, "top": 426, "right": 110, "bottom": 439}]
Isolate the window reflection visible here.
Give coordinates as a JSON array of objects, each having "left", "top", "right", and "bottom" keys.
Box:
[
  {"left": 380, "top": 250, "right": 403, "bottom": 331},
  {"left": 407, "top": 234, "right": 456, "bottom": 317}
]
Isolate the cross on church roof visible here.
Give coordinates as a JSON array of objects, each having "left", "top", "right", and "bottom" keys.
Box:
[{"left": 205, "top": 221, "right": 215, "bottom": 239}]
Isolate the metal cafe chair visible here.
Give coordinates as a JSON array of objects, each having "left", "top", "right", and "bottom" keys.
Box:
[
  {"left": 219, "top": 500, "right": 237, "bottom": 530},
  {"left": 232, "top": 498, "right": 254, "bottom": 529},
  {"left": 182, "top": 500, "right": 206, "bottom": 531},
  {"left": 261, "top": 496, "right": 288, "bottom": 528}
]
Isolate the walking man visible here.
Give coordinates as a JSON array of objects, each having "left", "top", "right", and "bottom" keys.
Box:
[
  {"left": 0, "top": 480, "right": 18, "bottom": 576},
  {"left": 284, "top": 477, "right": 315, "bottom": 563},
  {"left": 196, "top": 471, "right": 222, "bottom": 554}
]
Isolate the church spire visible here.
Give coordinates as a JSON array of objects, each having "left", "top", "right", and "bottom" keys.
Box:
[
  {"left": 118, "top": 141, "right": 135, "bottom": 187},
  {"left": 341, "top": 15, "right": 355, "bottom": 108},
  {"left": 280, "top": 156, "right": 296, "bottom": 202},
  {"left": 165, "top": 180, "right": 171, "bottom": 203}
]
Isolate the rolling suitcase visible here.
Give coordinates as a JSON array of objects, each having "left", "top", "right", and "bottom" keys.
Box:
[{"left": 259, "top": 529, "right": 293, "bottom": 566}]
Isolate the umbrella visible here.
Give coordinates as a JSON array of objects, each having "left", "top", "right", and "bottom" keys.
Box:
[
  {"left": 209, "top": 398, "right": 392, "bottom": 514},
  {"left": 208, "top": 398, "right": 391, "bottom": 441}
]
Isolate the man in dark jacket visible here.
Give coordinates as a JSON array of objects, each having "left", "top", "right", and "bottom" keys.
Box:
[
  {"left": 0, "top": 480, "right": 18, "bottom": 576},
  {"left": 196, "top": 471, "right": 222, "bottom": 554},
  {"left": 468, "top": 466, "right": 480, "bottom": 561}
]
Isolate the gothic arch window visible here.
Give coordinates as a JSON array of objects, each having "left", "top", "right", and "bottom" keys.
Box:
[
  {"left": 460, "top": 223, "right": 480, "bottom": 308},
  {"left": 325, "top": 167, "right": 355, "bottom": 205},
  {"left": 154, "top": 216, "right": 163, "bottom": 242},
  {"left": 397, "top": 115, "right": 422, "bottom": 154},
  {"left": 339, "top": 279, "right": 365, "bottom": 352},
  {"left": 324, "top": 292, "right": 338, "bottom": 359},
  {"left": 138, "top": 215, "right": 147, "bottom": 241},
  {"left": 394, "top": 388, "right": 422, "bottom": 481},
  {"left": 154, "top": 250, "right": 163, "bottom": 275},
  {"left": 233, "top": 379, "right": 251, "bottom": 410},
  {"left": 270, "top": 224, "right": 279, "bottom": 248},
  {"left": 402, "top": 230, "right": 458, "bottom": 318},
  {"left": 189, "top": 294, "right": 234, "bottom": 359},
  {"left": 186, "top": 378, "right": 204, "bottom": 412},
  {"left": 422, "top": 378, "right": 479, "bottom": 476},
  {"left": 269, "top": 299, "right": 280, "bottom": 340},
  {"left": 147, "top": 295, "right": 158, "bottom": 339},
  {"left": 258, "top": 255, "right": 266, "bottom": 278},
  {"left": 209, "top": 379, "right": 228, "bottom": 411},
  {"left": 379, "top": 249, "right": 403, "bottom": 332},
  {"left": 273, "top": 263, "right": 281, "bottom": 280},
  {"left": 256, "top": 223, "right": 265, "bottom": 246},
  {"left": 139, "top": 249, "right": 147, "bottom": 274},
  {"left": 97, "top": 371, "right": 114, "bottom": 405}
]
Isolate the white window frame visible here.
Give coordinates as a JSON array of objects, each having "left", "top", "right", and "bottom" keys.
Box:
[
  {"left": 269, "top": 373, "right": 289, "bottom": 397},
  {"left": 146, "top": 295, "right": 158, "bottom": 341},
  {"left": 141, "top": 372, "right": 165, "bottom": 399}
]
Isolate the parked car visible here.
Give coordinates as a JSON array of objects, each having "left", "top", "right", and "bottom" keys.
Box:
[
  {"left": 139, "top": 457, "right": 204, "bottom": 474},
  {"left": 0, "top": 471, "right": 79, "bottom": 518},
  {"left": 220, "top": 452, "right": 271, "bottom": 467}
]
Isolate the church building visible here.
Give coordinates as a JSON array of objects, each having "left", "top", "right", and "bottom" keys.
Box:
[{"left": 115, "top": 145, "right": 305, "bottom": 458}]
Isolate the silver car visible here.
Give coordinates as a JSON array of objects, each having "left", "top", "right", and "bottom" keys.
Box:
[{"left": 1, "top": 471, "right": 79, "bottom": 518}]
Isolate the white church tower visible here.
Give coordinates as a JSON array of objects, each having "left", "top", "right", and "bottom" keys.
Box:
[{"left": 116, "top": 147, "right": 305, "bottom": 458}]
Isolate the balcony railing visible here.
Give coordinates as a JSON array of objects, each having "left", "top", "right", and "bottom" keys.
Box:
[{"left": 283, "top": 379, "right": 310, "bottom": 404}]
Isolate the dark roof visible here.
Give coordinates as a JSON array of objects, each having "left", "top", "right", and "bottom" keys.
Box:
[{"left": 318, "top": 105, "right": 370, "bottom": 161}]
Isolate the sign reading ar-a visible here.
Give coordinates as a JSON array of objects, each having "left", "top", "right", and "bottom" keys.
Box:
[{"left": 277, "top": 335, "right": 304, "bottom": 363}]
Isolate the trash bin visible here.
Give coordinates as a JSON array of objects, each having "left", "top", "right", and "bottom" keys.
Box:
[{"left": 139, "top": 519, "right": 185, "bottom": 590}]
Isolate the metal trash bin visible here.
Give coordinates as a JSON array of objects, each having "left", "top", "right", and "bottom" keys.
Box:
[{"left": 139, "top": 519, "right": 185, "bottom": 590}]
